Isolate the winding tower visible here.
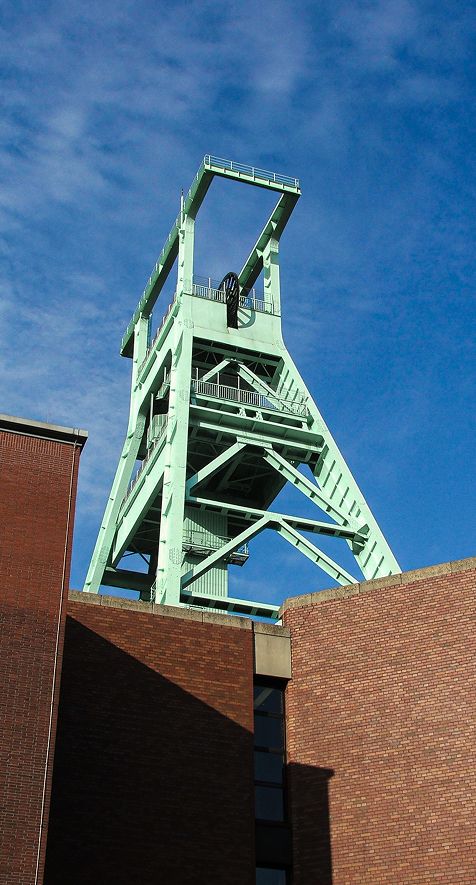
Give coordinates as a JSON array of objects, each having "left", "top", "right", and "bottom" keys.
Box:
[{"left": 83, "top": 155, "right": 399, "bottom": 618}]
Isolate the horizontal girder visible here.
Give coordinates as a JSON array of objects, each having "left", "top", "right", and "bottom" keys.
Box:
[
  {"left": 180, "top": 589, "right": 279, "bottom": 619},
  {"left": 181, "top": 508, "right": 357, "bottom": 595},
  {"left": 187, "top": 496, "right": 367, "bottom": 548}
]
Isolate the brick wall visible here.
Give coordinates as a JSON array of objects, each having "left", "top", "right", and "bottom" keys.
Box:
[
  {"left": 283, "top": 560, "right": 476, "bottom": 885},
  {"left": 44, "top": 596, "right": 255, "bottom": 885},
  {"left": 0, "top": 419, "right": 85, "bottom": 885},
  {"left": 3, "top": 410, "right": 473, "bottom": 885}
]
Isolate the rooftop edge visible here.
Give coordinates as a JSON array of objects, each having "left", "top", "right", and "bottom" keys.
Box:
[
  {"left": 68, "top": 589, "right": 290, "bottom": 635},
  {"left": 0, "top": 414, "right": 88, "bottom": 448},
  {"left": 279, "top": 556, "right": 476, "bottom": 615}
]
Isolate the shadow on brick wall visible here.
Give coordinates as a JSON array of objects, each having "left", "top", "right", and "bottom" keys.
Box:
[
  {"left": 287, "top": 763, "right": 334, "bottom": 885},
  {"left": 44, "top": 616, "right": 335, "bottom": 885},
  {"left": 44, "top": 616, "right": 255, "bottom": 885}
]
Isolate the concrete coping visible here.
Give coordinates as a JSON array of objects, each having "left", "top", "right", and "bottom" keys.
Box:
[
  {"left": 69, "top": 558, "right": 476, "bottom": 626},
  {"left": 0, "top": 413, "right": 88, "bottom": 448},
  {"left": 280, "top": 556, "right": 476, "bottom": 615},
  {"left": 68, "top": 589, "right": 289, "bottom": 635}
]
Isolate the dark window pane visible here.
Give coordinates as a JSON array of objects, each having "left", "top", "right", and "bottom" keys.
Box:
[
  {"left": 254, "top": 750, "right": 283, "bottom": 784},
  {"left": 256, "top": 868, "right": 287, "bottom": 884},
  {"left": 255, "top": 785, "right": 284, "bottom": 821},
  {"left": 254, "top": 714, "right": 283, "bottom": 750},
  {"left": 254, "top": 686, "right": 283, "bottom": 714}
]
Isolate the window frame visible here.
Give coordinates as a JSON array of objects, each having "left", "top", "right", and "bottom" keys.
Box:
[{"left": 253, "top": 677, "right": 288, "bottom": 824}]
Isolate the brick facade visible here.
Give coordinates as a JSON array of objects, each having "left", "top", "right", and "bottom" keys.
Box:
[
  {"left": 44, "top": 596, "right": 256, "bottom": 885},
  {"left": 283, "top": 561, "right": 476, "bottom": 885},
  {"left": 0, "top": 418, "right": 86, "bottom": 885}
]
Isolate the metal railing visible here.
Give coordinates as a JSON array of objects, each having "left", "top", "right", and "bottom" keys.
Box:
[
  {"left": 205, "top": 155, "right": 300, "bottom": 190},
  {"left": 146, "top": 412, "right": 168, "bottom": 448},
  {"left": 122, "top": 155, "right": 298, "bottom": 352},
  {"left": 182, "top": 530, "right": 249, "bottom": 558},
  {"left": 137, "top": 268, "right": 277, "bottom": 378},
  {"left": 191, "top": 276, "right": 273, "bottom": 315},
  {"left": 193, "top": 379, "right": 268, "bottom": 409},
  {"left": 192, "top": 282, "right": 225, "bottom": 303},
  {"left": 191, "top": 376, "right": 308, "bottom": 417},
  {"left": 156, "top": 373, "right": 171, "bottom": 399},
  {"left": 122, "top": 420, "right": 168, "bottom": 505},
  {"left": 138, "top": 300, "right": 177, "bottom": 377}
]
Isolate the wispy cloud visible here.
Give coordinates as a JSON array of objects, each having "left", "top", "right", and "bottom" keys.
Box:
[{"left": 1, "top": 0, "right": 474, "bottom": 593}]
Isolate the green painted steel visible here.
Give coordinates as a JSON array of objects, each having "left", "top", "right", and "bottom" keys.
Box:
[{"left": 83, "top": 155, "right": 400, "bottom": 618}]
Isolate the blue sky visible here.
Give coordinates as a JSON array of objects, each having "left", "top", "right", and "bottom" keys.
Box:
[{"left": 1, "top": 0, "right": 475, "bottom": 606}]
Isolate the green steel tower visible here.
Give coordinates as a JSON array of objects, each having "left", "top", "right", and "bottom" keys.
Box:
[{"left": 83, "top": 156, "right": 400, "bottom": 618}]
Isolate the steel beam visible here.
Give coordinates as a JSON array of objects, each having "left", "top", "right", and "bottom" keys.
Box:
[
  {"left": 83, "top": 316, "right": 149, "bottom": 593},
  {"left": 188, "top": 496, "right": 366, "bottom": 546},
  {"left": 154, "top": 310, "right": 194, "bottom": 605},
  {"left": 112, "top": 445, "right": 166, "bottom": 565},
  {"left": 180, "top": 589, "right": 279, "bottom": 619},
  {"left": 189, "top": 412, "right": 322, "bottom": 449},
  {"left": 200, "top": 358, "right": 233, "bottom": 383},
  {"left": 275, "top": 520, "right": 357, "bottom": 586},
  {"left": 185, "top": 440, "right": 246, "bottom": 494},
  {"left": 181, "top": 516, "right": 270, "bottom": 590},
  {"left": 103, "top": 567, "right": 153, "bottom": 593},
  {"left": 262, "top": 447, "right": 357, "bottom": 527},
  {"left": 239, "top": 193, "right": 300, "bottom": 292},
  {"left": 236, "top": 363, "right": 289, "bottom": 413}
]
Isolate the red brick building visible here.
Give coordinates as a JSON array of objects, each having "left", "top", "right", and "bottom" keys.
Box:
[
  {"left": 1, "top": 413, "right": 475, "bottom": 884},
  {"left": 0, "top": 415, "right": 86, "bottom": 885}
]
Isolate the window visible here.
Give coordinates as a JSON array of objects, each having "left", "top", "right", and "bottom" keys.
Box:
[
  {"left": 256, "top": 867, "right": 287, "bottom": 884},
  {"left": 254, "top": 681, "right": 286, "bottom": 822}
]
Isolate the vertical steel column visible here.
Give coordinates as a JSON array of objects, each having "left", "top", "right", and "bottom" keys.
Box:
[
  {"left": 262, "top": 237, "right": 281, "bottom": 318},
  {"left": 83, "top": 316, "right": 149, "bottom": 593},
  {"left": 154, "top": 212, "right": 195, "bottom": 604}
]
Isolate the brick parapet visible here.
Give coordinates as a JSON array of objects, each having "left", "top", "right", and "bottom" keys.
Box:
[
  {"left": 281, "top": 555, "right": 476, "bottom": 614},
  {"left": 68, "top": 588, "right": 290, "bottom": 636}
]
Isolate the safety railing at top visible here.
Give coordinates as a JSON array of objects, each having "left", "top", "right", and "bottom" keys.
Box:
[
  {"left": 191, "top": 275, "right": 273, "bottom": 315},
  {"left": 138, "top": 272, "right": 275, "bottom": 378},
  {"left": 122, "top": 155, "right": 299, "bottom": 353},
  {"left": 204, "top": 155, "right": 300, "bottom": 190}
]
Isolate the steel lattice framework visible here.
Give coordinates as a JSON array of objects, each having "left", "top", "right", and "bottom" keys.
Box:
[{"left": 83, "top": 155, "right": 400, "bottom": 618}]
